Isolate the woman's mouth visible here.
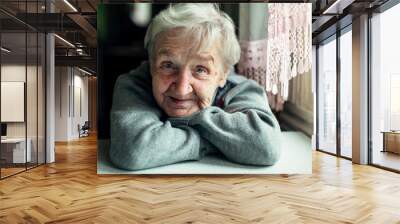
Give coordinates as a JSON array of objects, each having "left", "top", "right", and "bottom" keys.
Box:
[{"left": 167, "top": 96, "right": 194, "bottom": 109}]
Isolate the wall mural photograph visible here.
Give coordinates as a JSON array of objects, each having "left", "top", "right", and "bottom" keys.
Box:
[{"left": 97, "top": 3, "right": 313, "bottom": 174}]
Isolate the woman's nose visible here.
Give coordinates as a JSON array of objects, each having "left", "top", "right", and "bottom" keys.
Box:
[{"left": 173, "top": 67, "right": 193, "bottom": 96}]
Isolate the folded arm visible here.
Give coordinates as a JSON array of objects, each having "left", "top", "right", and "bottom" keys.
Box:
[
  {"left": 109, "top": 64, "right": 205, "bottom": 171},
  {"left": 170, "top": 79, "right": 282, "bottom": 166}
]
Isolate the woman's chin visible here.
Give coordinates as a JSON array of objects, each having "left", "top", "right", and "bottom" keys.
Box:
[{"left": 166, "top": 108, "right": 199, "bottom": 118}]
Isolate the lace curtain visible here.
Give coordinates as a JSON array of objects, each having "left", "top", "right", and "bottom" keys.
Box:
[{"left": 237, "top": 3, "right": 312, "bottom": 111}]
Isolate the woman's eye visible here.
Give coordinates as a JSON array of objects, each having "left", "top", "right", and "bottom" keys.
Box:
[
  {"left": 195, "top": 66, "right": 209, "bottom": 76},
  {"left": 160, "top": 61, "right": 174, "bottom": 69}
]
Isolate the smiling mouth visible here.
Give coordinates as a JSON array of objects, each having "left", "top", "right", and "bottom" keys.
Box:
[{"left": 167, "top": 96, "right": 194, "bottom": 109}]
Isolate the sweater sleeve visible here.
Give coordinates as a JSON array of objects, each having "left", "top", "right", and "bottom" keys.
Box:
[
  {"left": 109, "top": 63, "right": 204, "bottom": 171},
  {"left": 174, "top": 79, "right": 282, "bottom": 166}
]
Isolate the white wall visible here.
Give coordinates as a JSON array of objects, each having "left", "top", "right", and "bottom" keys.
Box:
[
  {"left": 1, "top": 64, "right": 26, "bottom": 81},
  {"left": 55, "top": 66, "right": 69, "bottom": 141},
  {"left": 1, "top": 65, "right": 27, "bottom": 141},
  {"left": 1, "top": 65, "right": 39, "bottom": 137},
  {"left": 55, "top": 67, "right": 89, "bottom": 141},
  {"left": 1, "top": 63, "right": 46, "bottom": 164},
  {"left": 72, "top": 71, "right": 89, "bottom": 138}
]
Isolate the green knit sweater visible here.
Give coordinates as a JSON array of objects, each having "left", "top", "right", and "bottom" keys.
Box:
[{"left": 109, "top": 62, "right": 282, "bottom": 171}]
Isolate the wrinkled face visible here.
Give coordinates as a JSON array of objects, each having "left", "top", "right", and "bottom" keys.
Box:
[{"left": 150, "top": 28, "right": 228, "bottom": 118}]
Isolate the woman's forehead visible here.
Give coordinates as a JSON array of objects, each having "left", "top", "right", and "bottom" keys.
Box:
[
  {"left": 155, "top": 28, "right": 220, "bottom": 57},
  {"left": 157, "top": 47, "right": 216, "bottom": 64}
]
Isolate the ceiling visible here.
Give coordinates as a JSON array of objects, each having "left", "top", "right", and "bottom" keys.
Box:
[
  {"left": 0, "top": 0, "right": 99, "bottom": 72},
  {"left": 312, "top": 0, "right": 390, "bottom": 43}
]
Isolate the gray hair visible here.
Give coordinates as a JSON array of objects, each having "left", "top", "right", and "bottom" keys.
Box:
[{"left": 144, "top": 3, "right": 241, "bottom": 71}]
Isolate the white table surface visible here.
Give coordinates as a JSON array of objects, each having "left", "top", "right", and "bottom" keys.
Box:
[{"left": 97, "top": 132, "right": 312, "bottom": 175}]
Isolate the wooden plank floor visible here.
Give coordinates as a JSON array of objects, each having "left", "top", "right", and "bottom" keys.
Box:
[{"left": 1, "top": 134, "right": 400, "bottom": 223}]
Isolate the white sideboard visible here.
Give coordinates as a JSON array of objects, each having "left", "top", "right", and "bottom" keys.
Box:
[{"left": 1, "top": 138, "right": 32, "bottom": 163}]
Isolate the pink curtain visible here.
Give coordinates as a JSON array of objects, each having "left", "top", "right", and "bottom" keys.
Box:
[{"left": 237, "top": 3, "right": 312, "bottom": 112}]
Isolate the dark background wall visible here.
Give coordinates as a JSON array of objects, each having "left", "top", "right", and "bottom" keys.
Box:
[{"left": 97, "top": 4, "right": 166, "bottom": 139}]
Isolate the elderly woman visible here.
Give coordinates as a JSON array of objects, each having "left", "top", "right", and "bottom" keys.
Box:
[{"left": 109, "top": 3, "right": 281, "bottom": 171}]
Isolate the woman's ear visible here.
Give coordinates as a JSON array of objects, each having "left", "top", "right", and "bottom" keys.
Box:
[
  {"left": 220, "top": 64, "right": 233, "bottom": 87},
  {"left": 218, "top": 71, "right": 228, "bottom": 88}
]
